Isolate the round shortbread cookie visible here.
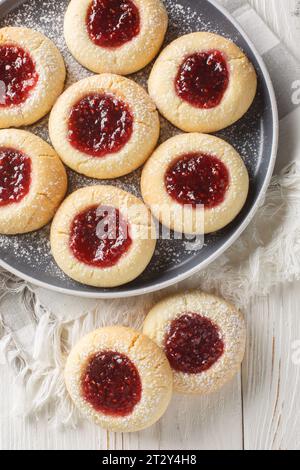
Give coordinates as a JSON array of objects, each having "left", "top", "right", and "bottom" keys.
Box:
[
  {"left": 141, "top": 133, "right": 249, "bottom": 235},
  {"left": 50, "top": 185, "right": 156, "bottom": 287},
  {"left": 148, "top": 32, "right": 257, "bottom": 133},
  {"left": 64, "top": 0, "right": 168, "bottom": 75},
  {"left": 49, "top": 74, "right": 160, "bottom": 179},
  {"left": 65, "top": 326, "right": 173, "bottom": 432},
  {"left": 143, "top": 291, "right": 246, "bottom": 394},
  {"left": 0, "top": 129, "right": 68, "bottom": 235},
  {"left": 0, "top": 27, "right": 66, "bottom": 128}
]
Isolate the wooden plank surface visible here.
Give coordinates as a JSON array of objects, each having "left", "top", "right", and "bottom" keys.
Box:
[
  {"left": 243, "top": 283, "right": 300, "bottom": 450},
  {"left": 1, "top": 0, "right": 300, "bottom": 450}
]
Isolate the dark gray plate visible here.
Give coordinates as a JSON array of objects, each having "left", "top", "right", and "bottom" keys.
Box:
[{"left": 0, "top": 0, "right": 278, "bottom": 298}]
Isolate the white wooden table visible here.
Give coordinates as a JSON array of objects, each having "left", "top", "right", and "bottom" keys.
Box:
[{"left": 1, "top": 0, "right": 300, "bottom": 450}]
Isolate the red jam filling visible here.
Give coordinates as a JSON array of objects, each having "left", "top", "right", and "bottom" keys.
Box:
[
  {"left": 86, "top": 0, "right": 140, "bottom": 49},
  {"left": 175, "top": 50, "right": 229, "bottom": 109},
  {"left": 0, "top": 44, "right": 38, "bottom": 107},
  {"left": 70, "top": 205, "right": 132, "bottom": 268},
  {"left": 82, "top": 350, "right": 142, "bottom": 416},
  {"left": 68, "top": 93, "right": 133, "bottom": 157},
  {"left": 165, "top": 152, "right": 229, "bottom": 209},
  {"left": 0, "top": 147, "right": 31, "bottom": 207},
  {"left": 164, "top": 313, "right": 224, "bottom": 374}
]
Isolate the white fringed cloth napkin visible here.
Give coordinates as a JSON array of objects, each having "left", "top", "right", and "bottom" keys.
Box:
[{"left": 1, "top": 0, "right": 300, "bottom": 426}]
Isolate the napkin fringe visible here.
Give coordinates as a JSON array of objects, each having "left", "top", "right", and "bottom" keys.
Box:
[{"left": 0, "top": 281, "right": 156, "bottom": 426}]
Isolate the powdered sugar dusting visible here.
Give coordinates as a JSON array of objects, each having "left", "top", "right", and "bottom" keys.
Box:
[{"left": 0, "top": 0, "right": 265, "bottom": 293}]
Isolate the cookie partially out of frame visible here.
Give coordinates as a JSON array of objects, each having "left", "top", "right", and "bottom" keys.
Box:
[
  {"left": 0, "top": 129, "right": 67, "bottom": 235},
  {"left": 0, "top": 27, "right": 66, "bottom": 128},
  {"left": 64, "top": 0, "right": 168, "bottom": 75}
]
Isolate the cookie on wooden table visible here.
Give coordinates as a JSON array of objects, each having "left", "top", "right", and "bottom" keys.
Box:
[
  {"left": 143, "top": 291, "right": 246, "bottom": 394},
  {"left": 65, "top": 326, "right": 173, "bottom": 432}
]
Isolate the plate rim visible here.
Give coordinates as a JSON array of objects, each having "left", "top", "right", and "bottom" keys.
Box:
[{"left": 0, "top": 0, "right": 279, "bottom": 299}]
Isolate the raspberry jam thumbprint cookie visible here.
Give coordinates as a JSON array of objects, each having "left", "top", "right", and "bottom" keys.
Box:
[
  {"left": 64, "top": 0, "right": 168, "bottom": 75},
  {"left": 148, "top": 32, "right": 257, "bottom": 133},
  {"left": 0, "top": 130, "right": 67, "bottom": 235},
  {"left": 0, "top": 27, "right": 66, "bottom": 128},
  {"left": 50, "top": 185, "right": 156, "bottom": 287},
  {"left": 143, "top": 291, "right": 246, "bottom": 394},
  {"left": 141, "top": 133, "right": 249, "bottom": 234},
  {"left": 49, "top": 74, "right": 160, "bottom": 179},
  {"left": 65, "top": 326, "right": 173, "bottom": 432}
]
